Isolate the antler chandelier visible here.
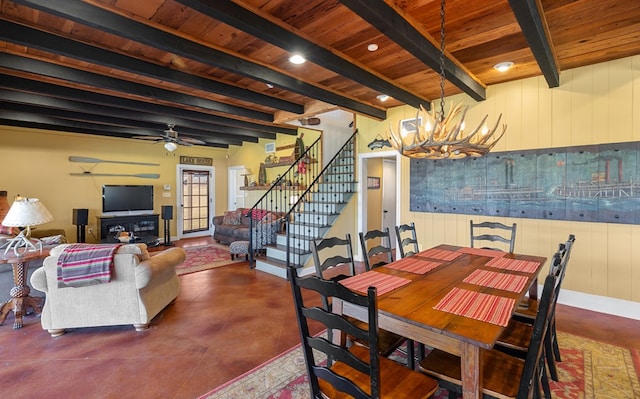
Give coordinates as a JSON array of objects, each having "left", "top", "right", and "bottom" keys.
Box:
[{"left": 388, "top": 0, "right": 506, "bottom": 159}]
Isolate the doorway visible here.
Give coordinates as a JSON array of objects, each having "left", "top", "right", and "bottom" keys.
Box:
[
  {"left": 228, "top": 166, "right": 246, "bottom": 211},
  {"left": 357, "top": 150, "right": 401, "bottom": 260},
  {"left": 176, "top": 165, "right": 215, "bottom": 239}
]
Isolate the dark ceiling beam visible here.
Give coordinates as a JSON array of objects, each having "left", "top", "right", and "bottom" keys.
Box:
[
  {"left": 0, "top": 109, "right": 229, "bottom": 149},
  {"left": 339, "top": 0, "right": 486, "bottom": 102},
  {"left": 0, "top": 99, "right": 247, "bottom": 146},
  {"left": 177, "top": 0, "right": 430, "bottom": 108},
  {"left": 0, "top": 73, "right": 292, "bottom": 137},
  {"left": 0, "top": 90, "right": 262, "bottom": 143},
  {"left": 13, "top": 0, "right": 387, "bottom": 120},
  {"left": 0, "top": 21, "right": 304, "bottom": 114},
  {"left": 508, "top": 0, "right": 560, "bottom": 88},
  {"left": 0, "top": 53, "right": 272, "bottom": 122}
]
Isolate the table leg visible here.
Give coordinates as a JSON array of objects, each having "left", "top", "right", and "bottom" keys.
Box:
[
  {"left": 461, "top": 342, "right": 482, "bottom": 399},
  {"left": 0, "top": 259, "right": 43, "bottom": 329}
]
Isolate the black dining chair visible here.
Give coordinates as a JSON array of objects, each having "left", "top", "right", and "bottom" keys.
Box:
[
  {"left": 395, "top": 222, "right": 419, "bottom": 258},
  {"left": 470, "top": 220, "right": 517, "bottom": 253},
  {"left": 359, "top": 228, "right": 394, "bottom": 271},
  {"left": 288, "top": 266, "right": 439, "bottom": 399},
  {"left": 497, "top": 234, "right": 576, "bottom": 382},
  {"left": 419, "top": 271, "right": 558, "bottom": 399},
  {"left": 311, "top": 234, "right": 413, "bottom": 368}
]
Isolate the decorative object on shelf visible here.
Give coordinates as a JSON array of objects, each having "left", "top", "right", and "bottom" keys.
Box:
[
  {"left": 388, "top": 0, "right": 506, "bottom": 159},
  {"left": 295, "top": 132, "right": 305, "bottom": 159},
  {"left": 70, "top": 172, "right": 160, "bottom": 179},
  {"left": 68, "top": 156, "right": 159, "bottom": 166},
  {"left": 367, "top": 133, "right": 391, "bottom": 150},
  {"left": 1, "top": 197, "right": 54, "bottom": 256},
  {"left": 241, "top": 168, "right": 253, "bottom": 186},
  {"left": 264, "top": 154, "right": 278, "bottom": 164},
  {"left": 258, "top": 163, "right": 267, "bottom": 185}
]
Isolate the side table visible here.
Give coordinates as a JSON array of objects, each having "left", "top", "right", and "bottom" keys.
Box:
[{"left": 0, "top": 249, "right": 49, "bottom": 329}]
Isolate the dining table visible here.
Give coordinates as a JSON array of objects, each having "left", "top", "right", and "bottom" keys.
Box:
[{"left": 332, "top": 244, "right": 547, "bottom": 399}]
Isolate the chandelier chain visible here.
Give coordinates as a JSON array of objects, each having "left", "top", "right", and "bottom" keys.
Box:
[{"left": 439, "top": 0, "right": 446, "bottom": 122}]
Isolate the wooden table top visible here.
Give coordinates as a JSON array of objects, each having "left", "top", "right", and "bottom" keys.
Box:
[{"left": 344, "top": 244, "right": 547, "bottom": 350}]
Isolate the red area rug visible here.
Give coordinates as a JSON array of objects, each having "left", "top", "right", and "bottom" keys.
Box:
[
  {"left": 199, "top": 331, "right": 640, "bottom": 398},
  {"left": 176, "top": 243, "right": 244, "bottom": 275}
]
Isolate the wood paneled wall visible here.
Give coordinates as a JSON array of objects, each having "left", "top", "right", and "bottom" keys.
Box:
[{"left": 357, "top": 55, "right": 640, "bottom": 303}]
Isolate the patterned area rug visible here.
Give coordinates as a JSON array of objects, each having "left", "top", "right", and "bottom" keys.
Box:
[
  {"left": 200, "top": 331, "right": 640, "bottom": 399},
  {"left": 176, "top": 243, "right": 244, "bottom": 275}
]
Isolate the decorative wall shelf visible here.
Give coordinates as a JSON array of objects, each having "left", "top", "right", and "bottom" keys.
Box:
[
  {"left": 241, "top": 184, "right": 307, "bottom": 191},
  {"left": 263, "top": 158, "right": 317, "bottom": 168}
]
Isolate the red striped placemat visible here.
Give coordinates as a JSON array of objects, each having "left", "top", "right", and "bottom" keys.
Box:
[
  {"left": 416, "top": 248, "right": 462, "bottom": 261},
  {"left": 463, "top": 269, "right": 528, "bottom": 293},
  {"left": 485, "top": 257, "right": 540, "bottom": 273},
  {"left": 434, "top": 287, "right": 515, "bottom": 327},
  {"left": 339, "top": 271, "right": 411, "bottom": 296},
  {"left": 386, "top": 256, "right": 444, "bottom": 274},
  {"left": 457, "top": 247, "right": 506, "bottom": 258}
]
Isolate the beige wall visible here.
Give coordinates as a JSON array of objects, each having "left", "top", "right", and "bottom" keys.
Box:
[
  {"left": 356, "top": 55, "right": 640, "bottom": 303},
  {"left": 0, "top": 128, "right": 228, "bottom": 242}
]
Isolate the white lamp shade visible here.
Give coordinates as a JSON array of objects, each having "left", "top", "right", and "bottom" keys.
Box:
[{"left": 1, "top": 198, "right": 54, "bottom": 227}]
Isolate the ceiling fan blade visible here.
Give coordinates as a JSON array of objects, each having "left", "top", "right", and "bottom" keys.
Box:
[
  {"left": 70, "top": 172, "right": 160, "bottom": 179},
  {"left": 179, "top": 137, "right": 206, "bottom": 145},
  {"left": 68, "top": 156, "right": 160, "bottom": 166},
  {"left": 132, "top": 135, "right": 164, "bottom": 141}
]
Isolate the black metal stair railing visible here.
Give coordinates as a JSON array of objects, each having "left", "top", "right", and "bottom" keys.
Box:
[
  {"left": 247, "top": 136, "right": 322, "bottom": 266},
  {"left": 284, "top": 131, "right": 357, "bottom": 269}
]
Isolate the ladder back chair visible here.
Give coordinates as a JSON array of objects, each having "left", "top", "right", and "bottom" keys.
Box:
[
  {"left": 311, "top": 234, "right": 413, "bottom": 368},
  {"left": 359, "top": 228, "right": 394, "bottom": 271},
  {"left": 288, "top": 266, "right": 439, "bottom": 399},
  {"left": 501, "top": 234, "right": 576, "bottom": 382},
  {"left": 419, "top": 272, "right": 558, "bottom": 399},
  {"left": 395, "top": 222, "right": 419, "bottom": 258},
  {"left": 470, "top": 220, "right": 517, "bottom": 253}
]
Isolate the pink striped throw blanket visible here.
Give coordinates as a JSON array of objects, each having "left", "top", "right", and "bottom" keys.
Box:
[
  {"left": 434, "top": 287, "right": 515, "bottom": 327},
  {"left": 463, "top": 269, "right": 528, "bottom": 293},
  {"left": 386, "top": 256, "right": 443, "bottom": 274},
  {"left": 416, "top": 248, "right": 461, "bottom": 261},
  {"left": 57, "top": 244, "right": 122, "bottom": 288},
  {"left": 339, "top": 271, "right": 411, "bottom": 296},
  {"left": 485, "top": 257, "right": 540, "bottom": 274},
  {"left": 457, "top": 247, "right": 506, "bottom": 258}
]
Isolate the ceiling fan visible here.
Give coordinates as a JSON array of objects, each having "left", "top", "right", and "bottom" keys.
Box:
[{"left": 133, "top": 124, "right": 205, "bottom": 151}]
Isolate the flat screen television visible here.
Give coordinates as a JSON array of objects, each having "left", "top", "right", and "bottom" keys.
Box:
[{"left": 102, "top": 185, "right": 154, "bottom": 215}]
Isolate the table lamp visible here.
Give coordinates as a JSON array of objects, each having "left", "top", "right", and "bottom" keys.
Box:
[{"left": 1, "top": 197, "right": 54, "bottom": 256}]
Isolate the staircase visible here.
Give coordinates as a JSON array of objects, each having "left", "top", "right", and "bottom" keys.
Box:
[{"left": 251, "top": 132, "right": 357, "bottom": 278}]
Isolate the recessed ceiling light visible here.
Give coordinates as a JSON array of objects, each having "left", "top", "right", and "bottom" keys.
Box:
[
  {"left": 266, "top": 83, "right": 274, "bottom": 89},
  {"left": 289, "top": 54, "right": 306, "bottom": 64},
  {"left": 494, "top": 61, "right": 514, "bottom": 72},
  {"left": 367, "top": 43, "right": 379, "bottom": 51},
  {"left": 376, "top": 94, "right": 389, "bottom": 102}
]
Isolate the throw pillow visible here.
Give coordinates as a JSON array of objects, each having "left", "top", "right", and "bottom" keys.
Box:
[
  {"left": 0, "top": 224, "right": 19, "bottom": 236},
  {"left": 40, "top": 235, "right": 68, "bottom": 245},
  {"left": 222, "top": 210, "right": 240, "bottom": 225}
]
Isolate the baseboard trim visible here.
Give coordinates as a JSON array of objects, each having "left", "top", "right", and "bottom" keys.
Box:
[{"left": 557, "top": 288, "right": 640, "bottom": 320}]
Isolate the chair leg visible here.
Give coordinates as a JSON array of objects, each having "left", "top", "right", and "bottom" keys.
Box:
[
  {"left": 544, "top": 331, "right": 559, "bottom": 381},
  {"left": 540, "top": 356, "right": 552, "bottom": 399},
  {"left": 551, "top": 320, "right": 562, "bottom": 362}
]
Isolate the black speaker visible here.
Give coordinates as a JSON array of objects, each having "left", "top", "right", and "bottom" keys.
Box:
[
  {"left": 72, "top": 208, "right": 89, "bottom": 226},
  {"left": 161, "top": 205, "right": 173, "bottom": 220}
]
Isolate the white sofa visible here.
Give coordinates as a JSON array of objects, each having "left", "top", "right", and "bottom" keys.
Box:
[{"left": 30, "top": 243, "right": 185, "bottom": 337}]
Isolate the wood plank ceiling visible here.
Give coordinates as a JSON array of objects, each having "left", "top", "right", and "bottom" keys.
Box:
[{"left": 0, "top": 0, "right": 638, "bottom": 149}]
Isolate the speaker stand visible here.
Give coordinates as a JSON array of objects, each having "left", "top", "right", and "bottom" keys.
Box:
[
  {"left": 163, "top": 219, "right": 174, "bottom": 246},
  {"left": 76, "top": 225, "right": 86, "bottom": 243}
]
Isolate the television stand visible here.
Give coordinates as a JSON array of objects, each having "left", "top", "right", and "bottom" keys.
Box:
[{"left": 97, "top": 214, "right": 159, "bottom": 244}]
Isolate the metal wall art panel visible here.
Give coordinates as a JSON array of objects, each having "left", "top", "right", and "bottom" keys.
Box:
[{"left": 409, "top": 142, "right": 640, "bottom": 224}]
